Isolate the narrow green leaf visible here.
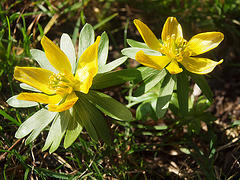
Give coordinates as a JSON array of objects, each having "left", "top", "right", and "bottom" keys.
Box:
[
  {"left": 7, "top": 95, "right": 39, "bottom": 108},
  {"left": 134, "top": 69, "right": 167, "bottom": 97},
  {"left": 0, "top": 29, "right": 4, "bottom": 41},
  {"left": 93, "top": 13, "right": 118, "bottom": 30},
  {"left": 72, "top": 15, "right": 81, "bottom": 45},
  {"left": 24, "top": 168, "right": 30, "bottom": 180},
  {"left": 156, "top": 74, "right": 176, "bottom": 118},
  {"left": 86, "top": 90, "right": 132, "bottom": 121},
  {"left": 15, "top": 109, "right": 57, "bottom": 144},
  {"left": 177, "top": 71, "right": 189, "bottom": 116},
  {"left": 30, "top": 49, "right": 57, "bottom": 73},
  {"left": 92, "top": 69, "right": 140, "bottom": 89},
  {"left": 98, "top": 56, "right": 128, "bottom": 74},
  {"left": 34, "top": 167, "right": 72, "bottom": 179},
  {"left": 64, "top": 108, "right": 83, "bottom": 148},
  {"left": 188, "top": 72, "right": 213, "bottom": 102},
  {"left": 98, "top": 32, "right": 109, "bottom": 67},
  {"left": 0, "top": 109, "right": 20, "bottom": 126},
  {"left": 121, "top": 47, "right": 161, "bottom": 59},
  {"left": 74, "top": 99, "right": 98, "bottom": 142},
  {"left": 80, "top": 96, "right": 111, "bottom": 145},
  {"left": 60, "top": 33, "right": 76, "bottom": 74},
  {"left": 42, "top": 111, "right": 70, "bottom": 153},
  {"left": 37, "top": 23, "right": 44, "bottom": 38},
  {"left": 62, "top": 1, "right": 87, "bottom": 14},
  {"left": 78, "top": 23, "right": 94, "bottom": 61},
  {"left": 127, "top": 39, "right": 150, "bottom": 49}
]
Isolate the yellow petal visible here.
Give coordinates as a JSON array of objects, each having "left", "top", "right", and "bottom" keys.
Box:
[
  {"left": 187, "top": 32, "right": 224, "bottom": 56},
  {"left": 41, "top": 36, "right": 72, "bottom": 73},
  {"left": 14, "top": 66, "right": 54, "bottom": 94},
  {"left": 134, "top": 19, "right": 162, "bottom": 51},
  {"left": 161, "top": 17, "right": 183, "bottom": 43},
  {"left": 180, "top": 57, "right": 223, "bottom": 74},
  {"left": 166, "top": 60, "right": 183, "bottom": 74},
  {"left": 48, "top": 92, "right": 78, "bottom": 112},
  {"left": 75, "top": 36, "right": 101, "bottom": 94},
  {"left": 17, "top": 93, "right": 62, "bottom": 104},
  {"left": 135, "top": 50, "right": 171, "bottom": 70}
]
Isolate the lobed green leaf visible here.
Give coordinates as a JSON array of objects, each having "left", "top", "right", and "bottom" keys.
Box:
[
  {"left": 78, "top": 23, "right": 95, "bottom": 62},
  {"left": 74, "top": 98, "right": 98, "bottom": 142},
  {"left": 134, "top": 69, "right": 167, "bottom": 97},
  {"left": 92, "top": 69, "right": 140, "bottom": 89},
  {"left": 86, "top": 90, "right": 132, "bottom": 121},
  {"left": 42, "top": 110, "right": 70, "bottom": 153},
  {"left": 156, "top": 73, "right": 176, "bottom": 118},
  {"left": 188, "top": 72, "right": 213, "bottom": 102},
  {"left": 98, "top": 32, "right": 109, "bottom": 67},
  {"left": 98, "top": 56, "right": 128, "bottom": 74},
  {"left": 121, "top": 47, "right": 161, "bottom": 59},
  {"left": 127, "top": 39, "right": 150, "bottom": 49},
  {"left": 30, "top": 49, "right": 57, "bottom": 73},
  {"left": 80, "top": 96, "right": 111, "bottom": 145},
  {"left": 15, "top": 108, "right": 57, "bottom": 145},
  {"left": 60, "top": 33, "right": 76, "bottom": 74},
  {"left": 7, "top": 95, "right": 39, "bottom": 107},
  {"left": 63, "top": 108, "right": 83, "bottom": 148},
  {"left": 177, "top": 71, "right": 189, "bottom": 116}
]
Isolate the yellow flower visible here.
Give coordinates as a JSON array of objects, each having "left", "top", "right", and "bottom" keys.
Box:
[
  {"left": 134, "top": 17, "right": 224, "bottom": 74},
  {"left": 14, "top": 35, "right": 101, "bottom": 112}
]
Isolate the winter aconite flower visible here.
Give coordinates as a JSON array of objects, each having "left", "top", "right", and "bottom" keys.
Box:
[
  {"left": 134, "top": 17, "right": 224, "bottom": 74},
  {"left": 7, "top": 24, "right": 133, "bottom": 153},
  {"left": 14, "top": 35, "right": 100, "bottom": 112}
]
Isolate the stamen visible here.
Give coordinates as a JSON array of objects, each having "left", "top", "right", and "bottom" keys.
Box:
[
  {"left": 161, "top": 34, "right": 189, "bottom": 62},
  {"left": 48, "top": 72, "right": 76, "bottom": 96}
]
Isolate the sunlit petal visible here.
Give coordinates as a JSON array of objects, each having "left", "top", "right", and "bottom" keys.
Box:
[
  {"left": 135, "top": 50, "right": 171, "bottom": 70},
  {"left": 166, "top": 60, "right": 183, "bottom": 74},
  {"left": 17, "top": 93, "right": 62, "bottom": 104},
  {"left": 180, "top": 57, "right": 223, "bottom": 74},
  {"left": 41, "top": 36, "right": 72, "bottom": 73},
  {"left": 134, "top": 19, "right": 162, "bottom": 51},
  {"left": 14, "top": 66, "right": 54, "bottom": 94},
  {"left": 48, "top": 92, "right": 78, "bottom": 112},
  {"left": 161, "top": 17, "right": 183, "bottom": 42},
  {"left": 75, "top": 36, "right": 101, "bottom": 94},
  {"left": 188, "top": 32, "right": 224, "bottom": 56}
]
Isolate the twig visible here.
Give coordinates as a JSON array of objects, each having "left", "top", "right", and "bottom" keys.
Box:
[{"left": 0, "top": 138, "right": 22, "bottom": 161}]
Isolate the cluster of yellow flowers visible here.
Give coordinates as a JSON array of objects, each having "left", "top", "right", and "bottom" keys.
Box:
[
  {"left": 14, "top": 17, "right": 223, "bottom": 113},
  {"left": 8, "top": 17, "right": 224, "bottom": 152}
]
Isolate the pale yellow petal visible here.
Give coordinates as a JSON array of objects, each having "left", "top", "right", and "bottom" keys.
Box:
[
  {"left": 41, "top": 36, "right": 72, "bottom": 73},
  {"left": 17, "top": 93, "right": 62, "bottom": 104},
  {"left": 134, "top": 19, "right": 162, "bottom": 51},
  {"left": 166, "top": 60, "right": 183, "bottom": 74},
  {"left": 14, "top": 66, "right": 54, "bottom": 94},
  {"left": 75, "top": 36, "right": 101, "bottom": 94},
  {"left": 48, "top": 92, "right": 78, "bottom": 112},
  {"left": 181, "top": 57, "right": 223, "bottom": 74},
  {"left": 187, "top": 32, "right": 224, "bottom": 56},
  {"left": 161, "top": 17, "right": 183, "bottom": 43},
  {"left": 135, "top": 50, "right": 171, "bottom": 70}
]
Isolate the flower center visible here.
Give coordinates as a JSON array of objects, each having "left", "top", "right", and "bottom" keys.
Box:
[
  {"left": 160, "top": 34, "right": 188, "bottom": 62},
  {"left": 48, "top": 72, "right": 77, "bottom": 96}
]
